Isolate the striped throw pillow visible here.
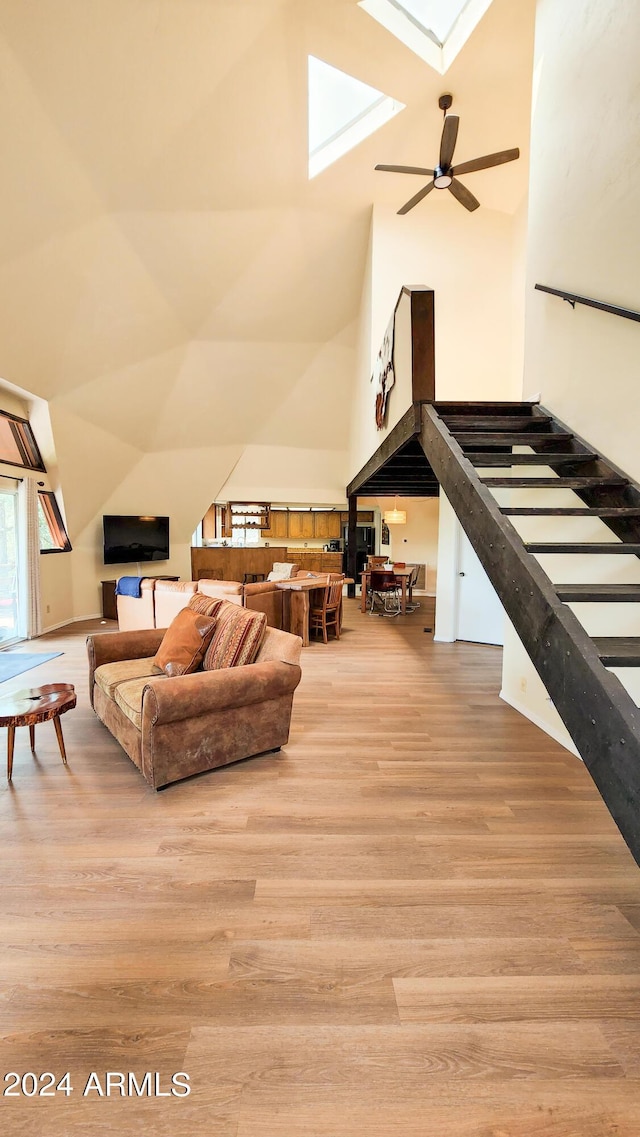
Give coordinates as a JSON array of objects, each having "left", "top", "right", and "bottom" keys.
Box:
[
  {"left": 203, "top": 600, "right": 267, "bottom": 670},
  {"left": 188, "top": 593, "right": 225, "bottom": 619}
]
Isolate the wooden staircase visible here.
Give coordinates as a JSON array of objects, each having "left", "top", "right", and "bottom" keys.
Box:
[{"left": 419, "top": 401, "right": 640, "bottom": 864}]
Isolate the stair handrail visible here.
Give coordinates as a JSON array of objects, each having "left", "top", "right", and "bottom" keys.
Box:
[{"left": 535, "top": 283, "right": 640, "bottom": 324}]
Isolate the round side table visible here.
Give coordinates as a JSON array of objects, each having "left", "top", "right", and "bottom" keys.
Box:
[{"left": 0, "top": 683, "right": 77, "bottom": 780}]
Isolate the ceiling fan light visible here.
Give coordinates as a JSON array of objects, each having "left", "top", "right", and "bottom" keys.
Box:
[{"left": 434, "top": 168, "right": 452, "bottom": 188}]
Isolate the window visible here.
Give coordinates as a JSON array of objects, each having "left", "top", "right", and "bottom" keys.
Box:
[
  {"left": 308, "top": 56, "right": 404, "bottom": 177},
  {"left": 38, "top": 491, "right": 72, "bottom": 553},
  {"left": 358, "top": 0, "right": 494, "bottom": 73},
  {"left": 231, "top": 515, "right": 260, "bottom": 548},
  {"left": 0, "top": 409, "right": 45, "bottom": 471},
  {"left": 0, "top": 485, "right": 19, "bottom": 643},
  {"left": 390, "top": 0, "right": 470, "bottom": 44}
]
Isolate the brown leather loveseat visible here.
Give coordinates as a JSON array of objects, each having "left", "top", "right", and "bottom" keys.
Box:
[{"left": 87, "top": 606, "right": 302, "bottom": 789}]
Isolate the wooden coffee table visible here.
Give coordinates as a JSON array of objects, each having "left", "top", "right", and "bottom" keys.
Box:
[{"left": 0, "top": 683, "right": 76, "bottom": 780}]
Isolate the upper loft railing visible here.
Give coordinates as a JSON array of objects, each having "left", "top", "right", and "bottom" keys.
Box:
[{"left": 535, "top": 283, "right": 640, "bottom": 324}]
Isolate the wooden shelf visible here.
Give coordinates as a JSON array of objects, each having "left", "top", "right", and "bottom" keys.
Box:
[{"left": 227, "top": 502, "right": 271, "bottom": 534}]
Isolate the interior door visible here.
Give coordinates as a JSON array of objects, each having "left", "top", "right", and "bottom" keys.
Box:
[{"left": 456, "top": 527, "right": 504, "bottom": 646}]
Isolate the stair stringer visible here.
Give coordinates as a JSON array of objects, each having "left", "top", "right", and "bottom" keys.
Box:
[{"left": 420, "top": 403, "right": 640, "bottom": 867}]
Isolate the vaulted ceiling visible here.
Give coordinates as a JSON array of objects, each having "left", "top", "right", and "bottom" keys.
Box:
[{"left": 0, "top": 0, "right": 535, "bottom": 546}]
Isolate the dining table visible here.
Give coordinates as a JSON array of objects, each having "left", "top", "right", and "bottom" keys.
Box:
[
  {"left": 360, "top": 566, "right": 414, "bottom": 615},
  {"left": 276, "top": 575, "right": 353, "bottom": 647}
]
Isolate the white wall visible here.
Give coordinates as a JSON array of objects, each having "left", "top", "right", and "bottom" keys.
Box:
[
  {"left": 349, "top": 201, "right": 525, "bottom": 483},
  {"left": 501, "top": 0, "right": 640, "bottom": 746},
  {"left": 375, "top": 203, "right": 523, "bottom": 400},
  {"left": 360, "top": 494, "right": 439, "bottom": 591},
  {"left": 0, "top": 385, "right": 28, "bottom": 418},
  {"left": 523, "top": 0, "right": 640, "bottom": 478},
  {"left": 350, "top": 204, "right": 525, "bottom": 484},
  {"left": 501, "top": 620, "right": 579, "bottom": 756},
  {"left": 434, "top": 492, "right": 460, "bottom": 641}
]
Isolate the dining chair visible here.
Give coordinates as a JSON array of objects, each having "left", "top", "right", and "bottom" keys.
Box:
[
  {"left": 368, "top": 570, "right": 401, "bottom": 617},
  {"left": 309, "top": 575, "right": 344, "bottom": 643},
  {"left": 406, "top": 564, "right": 421, "bottom": 611}
]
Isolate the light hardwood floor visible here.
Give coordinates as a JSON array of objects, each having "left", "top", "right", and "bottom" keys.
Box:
[{"left": 1, "top": 599, "right": 640, "bottom": 1136}]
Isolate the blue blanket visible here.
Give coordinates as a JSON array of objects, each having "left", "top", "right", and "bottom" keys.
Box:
[{"left": 115, "top": 576, "right": 144, "bottom": 598}]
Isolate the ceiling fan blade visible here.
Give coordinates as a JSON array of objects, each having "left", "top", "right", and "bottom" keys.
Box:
[
  {"left": 453, "top": 148, "right": 520, "bottom": 176},
  {"left": 397, "top": 180, "right": 435, "bottom": 215},
  {"left": 439, "top": 114, "right": 459, "bottom": 169},
  {"left": 448, "top": 178, "right": 480, "bottom": 212},
  {"left": 375, "top": 164, "right": 435, "bottom": 176}
]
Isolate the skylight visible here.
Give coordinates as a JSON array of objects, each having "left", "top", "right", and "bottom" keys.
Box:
[
  {"left": 308, "top": 56, "right": 404, "bottom": 178},
  {"left": 391, "top": 1, "right": 468, "bottom": 45},
  {"left": 358, "top": 0, "right": 495, "bottom": 74}
]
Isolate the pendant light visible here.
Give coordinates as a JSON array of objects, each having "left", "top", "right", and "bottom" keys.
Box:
[{"left": 383, "top": 497, "right": 407, "bottom": 525}]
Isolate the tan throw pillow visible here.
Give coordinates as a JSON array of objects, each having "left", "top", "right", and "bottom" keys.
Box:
[
  {"left": 153, "top": 608, "right": 217, "bottom": 677},
  {"left": 266, "top": 561, "right": 298, "bottom": 581},
  {"left": 188, "top": 593, "right": 224, "bottom": 619},
  {"left": 203, "top": 601, "right": 267, "bottom": 670}
]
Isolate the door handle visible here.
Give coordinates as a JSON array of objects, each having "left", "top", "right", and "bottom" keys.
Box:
[{"left": 459, "top": 572, "right": 465, "bottom": 576}]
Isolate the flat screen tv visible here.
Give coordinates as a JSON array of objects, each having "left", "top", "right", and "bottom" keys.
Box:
[{"left": 103, "top": 515, "right": 170, "bottom": 565}]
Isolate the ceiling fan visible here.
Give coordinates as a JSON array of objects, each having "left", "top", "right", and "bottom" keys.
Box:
[{"left": 375, "top": 93, "right": 519, "bottom": 215}]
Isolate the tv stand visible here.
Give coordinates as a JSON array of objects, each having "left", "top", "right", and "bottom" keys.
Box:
[{"left": 100, "top": 576, "right": 179, "bottom": 621}]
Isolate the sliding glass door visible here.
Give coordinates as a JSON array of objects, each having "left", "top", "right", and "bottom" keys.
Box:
[{"left": 0, "top": 487, "right": 20, "bottom": 644}]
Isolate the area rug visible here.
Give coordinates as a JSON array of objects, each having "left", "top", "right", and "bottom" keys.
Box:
[{"left": 0, "top": 652, "right": 63, "bottom": 683}]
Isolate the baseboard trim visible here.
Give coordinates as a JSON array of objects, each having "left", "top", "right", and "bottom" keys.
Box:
[
  {"left": 499, "top": 688, "right": 580, "bottom": 758},
  {"left": 41, "top": 612, "right": 103, "bottom": 635}
]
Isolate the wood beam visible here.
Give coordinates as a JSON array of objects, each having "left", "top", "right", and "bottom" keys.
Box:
[
  {"left": 407, "top": 288, "right": 435, "bottom": 402},
  {"left": 346, "top": 404, "right": 421, "bottom": 498}
]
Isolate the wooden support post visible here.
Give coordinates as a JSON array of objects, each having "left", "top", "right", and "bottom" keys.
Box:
[
  {"left": 409, "top": 288, "right": 435, "bottom": 403},
  {"left": 347, "top": 495, "right": 357, "bottom": 598}
]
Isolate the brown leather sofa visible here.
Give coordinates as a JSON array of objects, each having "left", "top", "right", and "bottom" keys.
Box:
[
  {"left": 154, "top": 579, "right": 243, "bottom": 628},
  {"left": 87, "top": 620, "right": 302, "bottom": 789},
  {"left": 243, "top": 579, "right": 286, "bottom": 629}
]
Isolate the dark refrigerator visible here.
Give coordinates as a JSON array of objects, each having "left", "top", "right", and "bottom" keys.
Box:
[{"left": 343, "top": 524, "right": 375, "bottom": 579}]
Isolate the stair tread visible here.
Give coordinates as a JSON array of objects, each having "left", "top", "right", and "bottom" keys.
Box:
[
  {"left": 469, "top": 453, "right": 594, "bottom": 467},
  {"left": 456, "top": 432, "right": 573, "bottom": 445},
  {"left": 481, "top": 476, "right": 627, "bottom": 488},
  {"left": 526, "top": 543, "right": 640, "bottom": 554},
  {"left": 435, "top": 402, "right": 537, "bottom": 412},
  {"left": 443, "top": 415, "right": 552, "bottom": 430},
  {"left": 503, "top": 507, "right": 640, "bottom": 516},
  {"left": 594, "top": 638, "right": 640, "bottom": 666},
  {"left": 557, "top": 584, "right": 640, "bottom": 601}
]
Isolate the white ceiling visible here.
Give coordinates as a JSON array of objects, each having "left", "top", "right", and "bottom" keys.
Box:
[{"left": 0, "top": 0, "right": 535, "bottom": 538}]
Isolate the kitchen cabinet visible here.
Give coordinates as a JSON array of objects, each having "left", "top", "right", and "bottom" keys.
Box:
[
  {"left": 287, "top": 550, "right": 343, "bottom": 574},
  {"left": 313, "top": 511, "right": 342, "bottom": 539},
  {"left": 262, "top": 510, "right": 289, "bottom": 539},
  {"left": 288, "top": 511, "right": 315, "bottom": 539},
  {"left": 191, "top": 547, "right": 287, "bottom": 581},
  {"left": 340, "top": 511, "right": 374, "bottom": 525}
]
